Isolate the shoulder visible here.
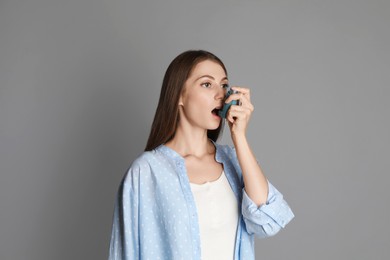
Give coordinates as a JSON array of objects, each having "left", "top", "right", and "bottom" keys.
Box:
[
  {"left": 121, "top": 150, "right": 157, "bottom": 182},
  {"left": 131, "top": 150, "right": 158, "bottom": 169},
  {"left": 126, "top": 149, "right": 166, "bottom": 174},
  {"left": 123, "top": 146, "right": 176, "bottom": 179}
]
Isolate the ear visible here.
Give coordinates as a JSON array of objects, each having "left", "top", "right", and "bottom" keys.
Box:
[
  {"left": 178, "top": 94, "right": 184, "bottom": 106},
  {"left": 178, "top": 85, "right": 187, "bottom": 107}
]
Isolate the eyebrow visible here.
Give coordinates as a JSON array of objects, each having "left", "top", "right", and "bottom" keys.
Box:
[{"left": 195, "top": 75, "right": 228, "bottom": 82}]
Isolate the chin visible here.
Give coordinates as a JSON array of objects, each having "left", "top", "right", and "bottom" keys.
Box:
[{"left": 207, "top": 121, "right": 222, "bottom": 130}]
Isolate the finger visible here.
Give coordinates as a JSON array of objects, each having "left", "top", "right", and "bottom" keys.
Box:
[
  {"left": 230, "top": 87, "right": 251, "bottom": 104},
  {"left": 224, "top": 92, "right": 242, "bottom": 104},
  {"left": 229, "top": 105, "right": 252, "bottom": 116},
  {"left": 231, "top": 94, "right": 254, "bottom": 111},
  {"left": 231, "top": 86, "right": 251, "bottom": 96},
  {"left": 227, "top": 106, "right": 251, "bottom": 121},
  {"left": 227, "top": 109, "right": 248, "bottom": 124},
  {"left": 225, "top": 92, "right": 250, "bottom": 105}
]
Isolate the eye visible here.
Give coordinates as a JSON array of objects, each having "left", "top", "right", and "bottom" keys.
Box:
[
  {"left": 201, "top": 82, "right": 212, "bottom": 88},
  {"left": 222, "top": 83, "right": 229, "bottom": 89}
]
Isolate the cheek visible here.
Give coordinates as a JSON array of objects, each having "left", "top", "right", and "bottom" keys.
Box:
[
  {"left": 190, "top": 92, "right": 212, "bottom": 108},
  {"left": 187, "top": 99, "right": 204, "bottom": 114},
  {"left": 184, "top": 93, "right": 212, "bottom": 116},
  {"left": 181, "top": 86, "right": 215, "bottom": 111}
]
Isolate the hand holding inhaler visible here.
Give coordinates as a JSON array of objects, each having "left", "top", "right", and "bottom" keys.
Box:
[{"left": 218, "top": 88, "right": 239, "bottom": 118}]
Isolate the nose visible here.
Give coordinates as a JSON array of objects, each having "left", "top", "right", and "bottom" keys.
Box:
[{"left": 215, "top": 86, "right": 225, "bottom": 101}]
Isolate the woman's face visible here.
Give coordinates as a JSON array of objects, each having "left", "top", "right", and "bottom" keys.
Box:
[{"left": 179, "top": 59, "right": 228, "bottom": 131}]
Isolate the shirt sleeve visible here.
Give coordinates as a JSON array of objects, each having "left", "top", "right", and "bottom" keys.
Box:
[
  {"left": 108, "top": 164, "right": 141, "bottom": 260},
  {"left": 241, "top": 181, "right": 294, "bottom": 238}
]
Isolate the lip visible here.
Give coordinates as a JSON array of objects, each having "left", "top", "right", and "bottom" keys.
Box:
[
  {"left": 212, "top": 112, "right": 221, "bottom": 120},
  {"left": 212, "top": 105, "right": 222, "bottom": 112},
  {"left": 211, "top": 105, "right": 223, "bottom": 119},
  {"left": 214, "top": 104, "right": 223, "bottom": 110}
]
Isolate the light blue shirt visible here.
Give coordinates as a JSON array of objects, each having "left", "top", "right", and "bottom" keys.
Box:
[{"left": 109, "top": 143, "right": 294, "bottom": 260}]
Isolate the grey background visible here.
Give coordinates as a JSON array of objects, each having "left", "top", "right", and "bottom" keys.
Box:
[{"left": 0, "top": 0, "right": 389, "bottom": 259}]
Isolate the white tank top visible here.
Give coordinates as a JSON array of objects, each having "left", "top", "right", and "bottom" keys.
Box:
[{"left": 190, "top": 171, "right": 239, "bottom": 260}]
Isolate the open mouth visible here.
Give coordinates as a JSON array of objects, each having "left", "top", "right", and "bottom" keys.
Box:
[{"left": 211, "top": 107, "right": 222, "bottom": 117}]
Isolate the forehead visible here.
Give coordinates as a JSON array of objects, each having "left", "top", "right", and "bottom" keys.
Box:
[{"left": 189, "top": 60, "right": 227, "bottom": 79}]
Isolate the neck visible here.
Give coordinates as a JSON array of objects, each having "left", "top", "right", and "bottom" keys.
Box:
[{"left": 165, "top": 125, "right": 214, "bottom": 158}]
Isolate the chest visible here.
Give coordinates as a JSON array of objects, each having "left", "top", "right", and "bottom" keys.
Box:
[{"left": 185, "top": 155, "right": 224, "bottom": 184}]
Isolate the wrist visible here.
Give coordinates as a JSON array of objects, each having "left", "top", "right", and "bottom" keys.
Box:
[{"left": 231, "top": 132, "right": 247, "bottom": 144}]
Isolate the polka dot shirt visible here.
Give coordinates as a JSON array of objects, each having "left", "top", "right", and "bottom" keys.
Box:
[{"left": 108, "top": 143, "right": 294, "bottom": 260}]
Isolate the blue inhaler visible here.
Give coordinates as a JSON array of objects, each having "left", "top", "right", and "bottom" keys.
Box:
[{"left": 218, "top": 88, "right": 239, "bottom": 118}]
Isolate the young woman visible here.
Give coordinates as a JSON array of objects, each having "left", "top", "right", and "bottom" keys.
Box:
[{"left": 109, "top": 50, "right": 294, "bottom": 260}]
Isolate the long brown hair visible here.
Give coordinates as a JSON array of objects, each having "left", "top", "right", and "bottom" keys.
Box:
[{"left": 145, "top": 50, "right": 227, "bottom": 151}]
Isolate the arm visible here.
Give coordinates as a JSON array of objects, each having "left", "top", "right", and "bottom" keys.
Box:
[
  {"left": 226, "top": 86, "right": 268, "bottom": 206},
  {"left": 108, "top": 166, "right": 140, "bottom": 260},
  {"left": 226, "top": 86, "right": 294, "bottom": 237},
  {"left": 241, "top": 181, "right": 294, "bottom": 238},
  {"left": 233, "top": 134, "right": 268, "bottom": 206}
]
